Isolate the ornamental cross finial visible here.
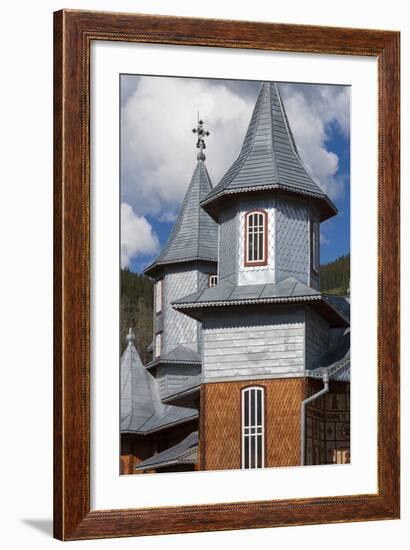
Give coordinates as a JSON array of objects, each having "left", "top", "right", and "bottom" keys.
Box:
[{"left": 192, "top": 115, "right": 210, "bottom": 161}]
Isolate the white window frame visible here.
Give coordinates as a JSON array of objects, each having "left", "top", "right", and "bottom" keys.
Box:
[
  {"left": 155, "top": 279, "right": 163, "bottom": 314},
  {"left": 241, "top": 386, "right": 265, "bottom": 469},
  {"left": 208, "top": 274, "right": 218, "bottom": 288},
  {"left": 154, "top": 332, "right": 162, "bottom": 358},
  {"left": 312, "top": 221, "right": 319, "bottom": 273},
  {"left": 245, "top": 210, "right": 267, "bottom": 266}
]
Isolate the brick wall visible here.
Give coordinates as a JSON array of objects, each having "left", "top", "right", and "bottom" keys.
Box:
[{"left": 200, "top": 378, "right": 305, "bottom": 470}]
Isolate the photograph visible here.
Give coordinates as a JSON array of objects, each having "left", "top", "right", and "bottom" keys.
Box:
[{"left": 119, "top": 75, "right": 351, "bottom": 474}]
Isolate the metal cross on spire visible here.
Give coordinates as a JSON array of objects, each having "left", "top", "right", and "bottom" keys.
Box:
[{"left": 192, "top": 115, "right": 210, "bottom": 161}]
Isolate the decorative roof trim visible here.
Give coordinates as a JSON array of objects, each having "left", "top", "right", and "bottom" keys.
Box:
[
  {"left": 201, "top": 182, "right": 337, "bottom": 213},
  {"left": 135, "top": 449, "right": 198, "bottom": 470},
  {"left": 306, "top": 355, "right": 350, "bottom": 380},
  {"left": 173, "top": 294, "right": 322, "bottom": 310}
]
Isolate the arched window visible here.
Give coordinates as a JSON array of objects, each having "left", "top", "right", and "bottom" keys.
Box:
[
  {"left": 245, "top": 210, "right": 268, "bottom": 266},
  {"left": 241, "top": 386, "right": 265, "bottom": 469}
]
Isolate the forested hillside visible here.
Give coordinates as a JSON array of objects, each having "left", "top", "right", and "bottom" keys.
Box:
[
  {"left": 120, "top": 269, "right": 153, "bottom": 362},
  {"left": 320, "top": 253, "right": 350, "bottom": 295}
]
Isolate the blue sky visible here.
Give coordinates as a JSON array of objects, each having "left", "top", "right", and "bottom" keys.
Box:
[{"left": 120, "top": 76, "right": 350, "bottom": 273}]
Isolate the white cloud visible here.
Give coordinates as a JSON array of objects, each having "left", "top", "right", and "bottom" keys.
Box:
[
  {"left": 120, "top": 203, "right": 159, "bottom": 268},
  {"left": 280, "top": 84, "right": 350, "bottom": 200},
  {"left": 121, "top": 76, "right": 252, "bottom": 217},
  {"left": 121, "top": 77, "right": 350, "bottom": 221}
]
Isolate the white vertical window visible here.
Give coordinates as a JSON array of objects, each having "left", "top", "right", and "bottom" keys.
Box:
[
  {"left": 155, "top": 279, "right": 163, "bottom": 314},
  {"left": 245, "top": 211, "right": 267, "bottom": 265},
  {"left": 154, "top": 333, "right": 162, "bottom": 358},
  {"left": 241, "top": 386, "right": 265, "bottom": 469},
  {"left": 208, "top": 274, "right": 218, "bottom": 288},
  {"left": 312, "top": 221, "right": 319, "bottom": 272}
]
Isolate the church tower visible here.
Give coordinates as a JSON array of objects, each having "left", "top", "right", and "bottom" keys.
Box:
[
  {"left": 144, "top": 120, "right": 218, "bottom": 402},
  {"left": 173, "top": 83, "right": 350, "bottom": 469}
]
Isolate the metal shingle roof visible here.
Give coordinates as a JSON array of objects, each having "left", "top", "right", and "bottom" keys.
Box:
[
  {"left": 201, "top": 82, "right": 337, "bottom": 222},
  {"left": 172, "top": 277, "right": 349, "bottom": 327},
  {"left": 120, "top": 333, "right": 198, "bottom": 434},
  {"left": 173, "top": 276, "right": 319, "bottom": 306},
  {"left": 162, "top": 373, "right": 202, "bottom": 404},
  {"left": 135, "top": 431, "right": 198, "bottom": 471},
  {"left": 145, "top": 344, "right": 201, "bottom": 370},
  {"left": 307, "top": 328, "right": 350, "bottom": 382},
  {"left": 144, "top": 160, "right": 218, "bottom": 277}
]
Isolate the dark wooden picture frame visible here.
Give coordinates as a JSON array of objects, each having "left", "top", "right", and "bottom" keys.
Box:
[{"left": 54, "top": 9, "right": 400, "bottom": 541}]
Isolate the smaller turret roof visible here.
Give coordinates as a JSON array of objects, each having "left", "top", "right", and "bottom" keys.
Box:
[
  {"left": 120, "top": 329, "right": 198, "bottom": 434},
  {"left": 144, "top": 158, "right": 218, "bottom": 277}
]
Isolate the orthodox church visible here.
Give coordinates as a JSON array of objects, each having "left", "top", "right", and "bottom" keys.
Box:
[{"left": 120, "top": 81, "right": 350, "bottom": 474}]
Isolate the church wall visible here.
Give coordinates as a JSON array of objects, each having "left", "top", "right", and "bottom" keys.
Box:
[
  {"left": 305, "top": 306, "right": 330, "bottom": 369},
  {"left": 163, "top": 266, "right": 199, "bottom": 353},
  {"left": 157, "top": 364, "right": 201, "bottom": 399},
  {"left": 219, "top": 205, "right": 238, "bottom": 282},
  {"left": 202, "top": 307, "right": 305, "bottom": 383},
  {"left": 275, "top": 197, "right": 310, "bottom": 285},
  {"left": 200, "top": 378, "right": 305, "bottom": 470}
]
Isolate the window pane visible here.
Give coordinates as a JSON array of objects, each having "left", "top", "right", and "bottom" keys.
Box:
[
  {"left": 257, "top": 389, "right": 262, "bottom": 425},
  {"left": 244, "top": 437, "right": 249, "bottom": 469},
  {"left": 250, "top": 389, "right": 255, "bottom": 426},
  {"left": 244, "top": 390, "right": 249, "bottom": 427},
  {"left": 250, "top": 436, "right": 256, "bottom": 468},
  {"left": 257, "top": 435, "right": 263, "bottom": 468}
]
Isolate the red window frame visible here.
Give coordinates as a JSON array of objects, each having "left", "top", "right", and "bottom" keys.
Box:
[{"left": 244, "top": 209, "right": 268, "bottom": 267}]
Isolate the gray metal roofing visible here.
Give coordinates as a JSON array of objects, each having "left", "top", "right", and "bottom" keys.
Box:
[
  {"left": 145, "top": 344, "right": 201, "bottom": 370},
  {"left": 201, "top": 82, "right": 337, "bottom": 221},
  {"left": 324, "top": 295, "right": 350, "bottom": 321},
  {"left": 144, "top": 160, "right": 218, "bottom": 276},
  {"left": 308, "top": 328, "right": 350, "bottom": 382},
  {"left": 120, "top": 338, "right": 198, "bottom": 434},
  {"left": 173, "top": 276, "right": 320, "bottom": 307},
  {"left": 172, "top": 277, "right": 350, "bottom": 327},
  {"left": 163, "top": 373, "right": 202, "bottom": 403},
  {"left": 135, "top": 431, "right": 198, "bottom": 470}
]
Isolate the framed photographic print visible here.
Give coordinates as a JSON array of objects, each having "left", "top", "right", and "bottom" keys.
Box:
[{"left": 54, "top": 9, "right": 400, "bottom": 541}]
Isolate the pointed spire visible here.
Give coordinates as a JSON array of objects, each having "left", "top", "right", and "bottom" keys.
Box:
[
  {"left": 144, "top": 131, "right": 218, "bottom": 277},
  {"left": 201, "top": 82, "right": 337, "bottom": 222}
]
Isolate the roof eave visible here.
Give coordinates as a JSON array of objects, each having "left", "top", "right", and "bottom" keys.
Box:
[
  {"left": 173, "top": 295, "right": 349, "bottom": 327},
  {"left": 201, "top": 186, "right": 338, "bottom": 222},
  {"left": 144, "top": 256, "right": 218, "bottom": 278}
]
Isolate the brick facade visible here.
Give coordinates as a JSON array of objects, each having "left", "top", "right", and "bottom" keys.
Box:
[
  {"left": 199, "top": 378, "right": 350, "bottom": 471},
  {"left": 200, "top": 378, "right": 306, "bottom": 470}
]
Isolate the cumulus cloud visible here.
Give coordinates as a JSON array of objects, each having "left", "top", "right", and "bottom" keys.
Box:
[
  {"left": 280, "top": 83, "right": 350, "bottom": 199},
  {"left": 121, "top": 202, "right": 159, "bottom": 268},
  {"left": 121, "top": 76, "right": 350, "bottom": 222},
  {"left": 121, "top": 76, "right": 253, "bottom": 217}
]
